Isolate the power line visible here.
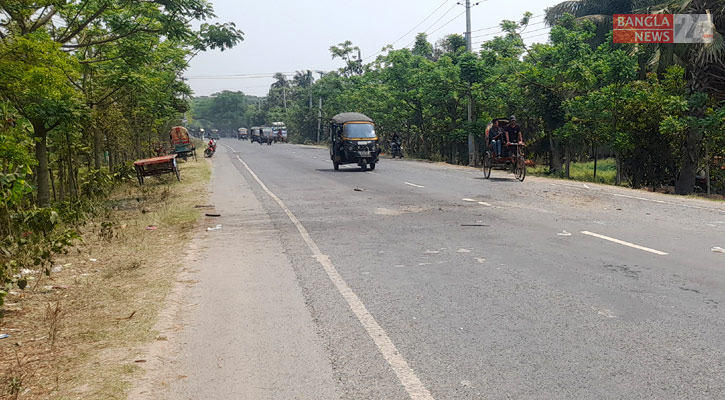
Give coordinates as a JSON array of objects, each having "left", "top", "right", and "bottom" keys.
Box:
[
  {"left": 471, "top": 24, "right": 548, "bottom": 40},
  {"left": 471, "top": 30, "right": 550, "bottom": 47},
  {"left": 470, "top": 13, "right": 544, "bottom": 33},
  {"left": 427, "top": 10, "right": 466, "bottom": 36},
  {"left": 185, "top": 72, "right": 299, "bottom": 79},
  {"left": 363, "top": 0, "right": 452, "bottom": 61},
  {"left": 403, "top": 9, "right": 466, "bottom": 48}
]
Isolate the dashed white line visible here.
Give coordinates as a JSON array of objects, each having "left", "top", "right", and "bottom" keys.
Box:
[
  {"left": 477, "top": 201, "right": 491, "bottom": 207},
  {"left": 462, "top": 198, "right": 476, "bottom": 202},
  {"left": 580, "top": 231, "right": 668, "bottom": 256},
  {"left": 612, "top": 193, "right": 666, "bottom": 204},
  {"left": 234, "top": 154, "right": 434, "bottom": 400},
  {"left": 404, "top": 182, "right": 424, "bottom": 188}
]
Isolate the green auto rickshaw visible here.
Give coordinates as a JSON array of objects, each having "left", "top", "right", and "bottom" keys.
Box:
[{"left": 329, "top": 112, "right": 379, "bottom": 171}]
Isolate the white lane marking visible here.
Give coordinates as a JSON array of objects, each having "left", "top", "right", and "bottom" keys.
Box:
[
  {"left": 580, "top": 231, "right": 668, "bottom": 256},
  {"left": 235, "top": 155, "right": 434, "bottom": 400},
  {"left": 404, "top": 182, "right": 424, "bottom": 188},
  {"left": 612, "top": 193, "right": 666, "bottom": 204},
  {"left": 477, "top": 201, "right": 491, "bottom": 207},
  {"left": 583, "top": 184, "right": 590, "bottom": 189},
  {"left": 462, "top": 198, "right": 476, "bottom": 202},
  {"left": 367, "top": 171, "right": 379, "bottom": 175}
]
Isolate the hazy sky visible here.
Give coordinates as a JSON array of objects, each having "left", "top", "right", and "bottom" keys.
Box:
[{"left": 186, "top": 0, "right": 558, "bottom": 97}]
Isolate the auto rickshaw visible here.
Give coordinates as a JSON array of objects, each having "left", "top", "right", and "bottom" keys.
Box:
[
  {"left": 329, "top": 112, "right": 379, "bottom": 171},
  {"left": 250, "top": 126, "right": 261, "bottom": 143},
  {"left": 237, "top": 127, "right": 248, "bottom": 140}
]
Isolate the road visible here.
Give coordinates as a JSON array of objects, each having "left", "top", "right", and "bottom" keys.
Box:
[{"left": 140, "top": 139, "right": 725, "bottom": 399}]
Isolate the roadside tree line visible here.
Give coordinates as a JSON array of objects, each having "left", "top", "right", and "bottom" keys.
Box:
[
  {"left": 0, "top": 0, "right": 242, "bottom": 305},
  {"left": 252, "top": 3, "right": 724, "bottom": 196}
]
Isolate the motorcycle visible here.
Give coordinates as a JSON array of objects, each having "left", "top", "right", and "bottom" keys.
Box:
[
  {"left": 390, "top": 140, "right": 403, "bottom": 158},
  {"left": 204, "top": 140, "right": 217, "bottom": 158}
]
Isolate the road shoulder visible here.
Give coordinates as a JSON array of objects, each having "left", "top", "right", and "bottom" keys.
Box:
[{"left": 129, "top": 147, "right": 340, "bottom": 399}]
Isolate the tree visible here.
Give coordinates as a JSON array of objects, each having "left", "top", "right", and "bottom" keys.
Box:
[
  {"left": 330, "top": 40, "right": 363, "bottom": 76},
  {"left": 412, "top": 33, "right": 433, "bottom": 59},
  {"left": 0, "top": 0, "right": 244, "bottom": 206}
]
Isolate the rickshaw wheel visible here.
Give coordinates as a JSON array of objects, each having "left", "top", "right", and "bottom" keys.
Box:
[
  {"left": 514, "top": 156, "right": 526, "bottom": 181},
  {"left": 482, "top": 151, "right": 492, "bottom": 179},
  {"left": 333, "top": 161, "right": 339, "bottom": 171}
]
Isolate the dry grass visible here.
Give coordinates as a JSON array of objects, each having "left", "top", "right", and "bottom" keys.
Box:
[{"left": 0, "top": 157, "right": 210, "bottom": 399}]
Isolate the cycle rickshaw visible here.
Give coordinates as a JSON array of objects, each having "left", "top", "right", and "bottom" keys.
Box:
[{"left": 482, "top": 118, "right": 526, "bottom": 181}]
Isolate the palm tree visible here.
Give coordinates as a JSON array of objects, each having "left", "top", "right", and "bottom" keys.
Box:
[
  {"left": 546, "top": 0, "right": 725, "bottom": 194},
  {"left": 271, "top": 72, "right": 289, "bottom": 89},
  {"left": 292, "top": 70, "right": 312, "bottom": 88}
]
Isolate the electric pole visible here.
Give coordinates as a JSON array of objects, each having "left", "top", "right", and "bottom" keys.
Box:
[
  {"left": 465, "top": 0, "right": 477, "bottom": 167},
  {"left": 283, "top": 86, "right": 287, "bottom": 112},
  {"left": 308, "top": 70, "right": 313, "bottom": 109},
  {"left": 315, "top": 71, "right": 326, "bottom": 143}
]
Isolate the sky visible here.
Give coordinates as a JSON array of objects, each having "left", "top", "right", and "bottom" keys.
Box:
[{"left": 186, "top": 0, "right": 559, "bottom": 97}]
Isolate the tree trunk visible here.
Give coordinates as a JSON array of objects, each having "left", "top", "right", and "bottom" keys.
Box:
[
  {"left": 565, "top": 143, "right": 571, "bottom": 179},
  {"left": 593, "top": 143, "right": 598, "bottom": 181},
  {"left": 705, "top": 142, "right": 711, "bottom": 196},
  {"left": 615, "top": 152, "right": 622, "bottom": 185},
  {"left": 49, "top": 167, "right": 57, "bottom": 202},
  {"left": 547, "top": 130, "right": 562, "bottom": 173},
  {"left": 675, "top": 121, "right": 702, "bottom": 195},
  {"left": 33, "top": 121, "right": 51, "bottom": 206},
  {"left": 93, "top": 125, "right": 102, "bottom": 170},
  {"left": 65, "top": 130, "right": 78, "bottom": 198}
]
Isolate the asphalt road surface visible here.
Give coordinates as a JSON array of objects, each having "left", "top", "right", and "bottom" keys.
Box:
[{"left": 148, "top": 139, "right": 725, "bottom": 400}]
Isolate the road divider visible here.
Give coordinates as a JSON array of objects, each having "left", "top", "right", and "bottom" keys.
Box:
[
  {"left": 580, "top": 231, "right": 668, "bottom": 256},
  {"left": 234, "top": 154, "right": 435, "bottom": 400}
]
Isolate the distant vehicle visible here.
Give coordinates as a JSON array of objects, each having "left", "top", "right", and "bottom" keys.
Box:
[
  {"left": 250, "top": 126, "right": 261, "bottom": 143},
  {"left": 260, "top": 127, "right": 273, "bottom": 145},
  {"left": 482, "top": 118, "right": 526, "bottom": 181},
  {"left": 169, "top": 126, "right": 196, "bottom": 161},
  {"left": 237, "top": 127, "right": 248, "bottom": 140},
  {"left": 329, "top": 112, "right": 379, "bottom": 171},
  {"left": 272, "top": 121, "right": 287, "bottom": 143},
  {"left": 210, "top": 129, "right": 221, "bottom": 140}
]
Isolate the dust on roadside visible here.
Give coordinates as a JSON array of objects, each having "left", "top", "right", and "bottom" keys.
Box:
[{"left": 0, "top": 158, "right": 210, "bottom": 400}]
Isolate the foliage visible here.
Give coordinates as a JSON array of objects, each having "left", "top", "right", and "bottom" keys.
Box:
[{"left": 0, "top": 0, "right": 243, "bottom": 301}]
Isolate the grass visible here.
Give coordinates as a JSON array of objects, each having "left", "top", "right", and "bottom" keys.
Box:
[
  {"left": 529, "top": 158, "right": 618, "bottom": 185},
  {"left": 0, "top": 157, "right": 211, "bottom": 399}
]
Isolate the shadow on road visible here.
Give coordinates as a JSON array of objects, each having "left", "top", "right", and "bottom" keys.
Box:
[
  {"left": 315, "top": 168, "right": 369, "bottom": 173},
  {"left": 474, "top": 176, "right": 518, "bottom": 182}
]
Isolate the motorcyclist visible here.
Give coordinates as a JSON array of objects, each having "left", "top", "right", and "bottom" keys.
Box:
[{"left": 391, "top": 133, "right": 402, "bottom": 156}]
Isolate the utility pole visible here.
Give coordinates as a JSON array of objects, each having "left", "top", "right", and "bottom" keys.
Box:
[
  {"left": 317, "top": 97, "right": 322, "bottom": 143},
  {"left": 315, "top": 70, "right": 326, "bottom": 143},
  {"left": 283, "top": 86, "right": 287, "bottom": 112},
  {"left": 308, "top": 70, "right": 313, "bottom": 109},
  {"left": 465, "top": 0, "right": 477, "bottom": 167}
]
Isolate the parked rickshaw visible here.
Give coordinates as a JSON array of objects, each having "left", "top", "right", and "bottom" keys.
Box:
[
  {"left": 329, "top": 112, "right": 379, "bottom": 171},
  {"left": 169, "top": 126, "right": 196, "bottom": 161},
  {"left": 482, "top": 118, "right": 526, "bottom": 181},
  {"left": 237, "top": 127, "right": 248, "bottom": 140}
]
